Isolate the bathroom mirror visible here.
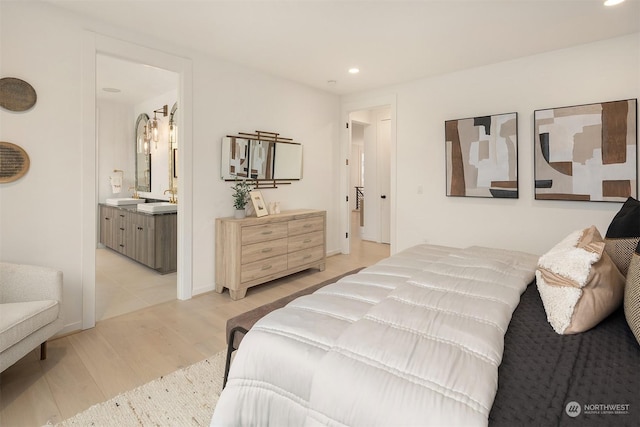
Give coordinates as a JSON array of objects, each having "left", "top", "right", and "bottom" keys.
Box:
[
  {"left": 221, "top": 135, "right": 302, "bottom": 181},
  {"left": 168, "top": 102, "right": 178, "bottom": 192},
  {"left": 135, "top": 113, "right": 151, "bottom": 192}
]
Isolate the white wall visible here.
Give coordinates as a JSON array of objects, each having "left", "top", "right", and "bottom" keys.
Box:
[
  {"left": 344, "top": 33, "right": 640, "bottom": 256},
  {"left": 0, "top": 1, "right": 340, "bottom": 332},
  {"left": 97, "top": 100, "right": 135, "bottom": 203}
]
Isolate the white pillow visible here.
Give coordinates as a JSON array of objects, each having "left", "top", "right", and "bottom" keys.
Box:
[{"left": 536, "top": 226, "right": 625, "bottom": 334}]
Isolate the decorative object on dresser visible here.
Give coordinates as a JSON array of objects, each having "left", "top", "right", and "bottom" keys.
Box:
[
  {"left": 99, "top": 204, "right": 177, "bottom": 274},
  {"left": 215, "top": 210, "right": 326, "bottom": 300},
  {"left": 230, "top": 179, "right": 252, "bottom": 219},
  {"left": 249, "top": 190, "right": 268, "bottom": 217}
]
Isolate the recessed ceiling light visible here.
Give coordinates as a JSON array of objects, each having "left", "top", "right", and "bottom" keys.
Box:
[
  {"left": 348, "top": 68, "right": 360, "bottom": 74},
  {"left": 102, "top": 87, "right": 121, "bottom": 93},
  {"left": 604, "top": 0, "right": 624, "bottom": 6}
]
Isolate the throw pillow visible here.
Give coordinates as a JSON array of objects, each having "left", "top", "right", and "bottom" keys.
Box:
[
  {"left": 536, "top": 225, "right": 625, "bottom": 334},
  {"left": 605, "top": 197, "right": 640, "bottom": 276},
  {"left": 624, "top": 241, "right": 640, "bottom": 345}
]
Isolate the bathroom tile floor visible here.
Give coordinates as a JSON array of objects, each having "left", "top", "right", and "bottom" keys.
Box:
[{"left": 95, "top": 248, "right": 177, "bottom": 321}]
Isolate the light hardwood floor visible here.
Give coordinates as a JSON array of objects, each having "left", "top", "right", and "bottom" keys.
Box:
[
  {"left": 95, "top": 248, "right": 177, "bottom": 322},
  {"left": 0, "top": 219, "right": 388, "bottom": 427}
]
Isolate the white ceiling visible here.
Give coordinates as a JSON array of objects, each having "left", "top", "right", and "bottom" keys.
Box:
[
  {"left": 96, "top": 54, "right": 178, "bottom": 104},
  {"left": 50, "top": 0, "right": 640, "bottom": 97}
]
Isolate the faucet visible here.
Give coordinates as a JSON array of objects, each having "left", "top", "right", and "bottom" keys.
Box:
[
  {"left": 129, "top": 186, "right": 139, "bottom": 199},
  {"left": 164, "top": 188, "right": 177, "bottom": 204}
]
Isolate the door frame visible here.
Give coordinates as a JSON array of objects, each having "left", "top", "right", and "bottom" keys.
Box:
[
  {"left": 340, "top": 94, "right": 397, "bottom": 255},
  {"left": 81, "top": 32, "right": 194, "bottom": 329}
]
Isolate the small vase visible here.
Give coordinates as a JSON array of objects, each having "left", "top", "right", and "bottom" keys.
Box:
[{"left": 234, "top": 208, "right": 246, "bottom": 219}]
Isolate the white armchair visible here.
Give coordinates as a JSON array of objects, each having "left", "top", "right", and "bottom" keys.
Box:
[{"left": 0, "top": 262, "right": 63, "bottom": 373}]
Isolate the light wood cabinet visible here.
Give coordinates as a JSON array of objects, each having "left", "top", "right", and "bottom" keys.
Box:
[
  {"left": 215, "top": 209, "right": 326, "bottom": 300},
  {"left": 99, "top": 204, "right": 177, "bottom": 274}
]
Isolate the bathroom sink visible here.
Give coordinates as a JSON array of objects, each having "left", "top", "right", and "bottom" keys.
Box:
[
  {"left": 105, "top": 198, "right": 146, "bottom": 206},
  {"left": 137, "top": 202, "right": 177, "bottom": 214}
]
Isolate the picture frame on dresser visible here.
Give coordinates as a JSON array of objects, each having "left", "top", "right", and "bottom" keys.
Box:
[{"left": 250, "top": 190, "right": 268, "bottom": 217}]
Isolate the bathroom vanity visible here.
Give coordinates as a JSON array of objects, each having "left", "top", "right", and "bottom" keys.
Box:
[
  {"left": 99, "top": 204, "right": 177, "bottom": 274},
  {"left": 215, "top": 209, "right": 326, "bottom": 300}
]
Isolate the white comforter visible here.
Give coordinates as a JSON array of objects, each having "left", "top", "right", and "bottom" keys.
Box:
[{"left": 211, "top": 244, "right": 538, "bottom": 426}]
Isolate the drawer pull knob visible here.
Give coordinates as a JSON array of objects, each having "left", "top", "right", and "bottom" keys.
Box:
[
  {"left": 261, "top": 231, "right": 273, "bottom": 235},
  {"left": 303, "top": 239, "right": 312, "bottom": 243},
  {"left": 120, "top": 227, "right": 125, "bottom": 231},
  {"left": 303, "top": 224, "right": 312, "bottom": 228},
  {"left": 261, "top": 265, "right": 272, "bottom": 271},
  {"left": 261, "top": 248, "right": 273, "bottom": 253}
]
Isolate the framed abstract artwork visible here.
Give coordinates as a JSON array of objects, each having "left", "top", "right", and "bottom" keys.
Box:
[
  {"left": 534, "top": 99, "right": 637, "bottom": 202},
  {"left": 445, "top": 112, "right": 518, "bottom": 198}
]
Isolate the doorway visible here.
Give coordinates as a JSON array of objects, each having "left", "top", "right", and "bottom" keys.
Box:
[
  {"left": 340, "top": 96, "right": 396, "bottom": 256},
  {"left": 95, "top": 54, "right": 179, "bottom": 321},
  {"left": 349, "top": 107, "right": 392, "bottom": 245},
  {"left": 82, "top": 33, "right": 194, "bottom": 329}
]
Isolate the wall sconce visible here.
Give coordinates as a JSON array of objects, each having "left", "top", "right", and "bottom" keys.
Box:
[
  {"left": 150, "top": 104, "right": 168, "bottom": 148},
  {"left": 169, "top": 103, "right": 177, "bottom": 146}
]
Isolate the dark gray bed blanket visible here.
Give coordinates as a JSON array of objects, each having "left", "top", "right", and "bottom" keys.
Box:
[{"left": 489, "top": 283, "right": 640, "bottom": 427}]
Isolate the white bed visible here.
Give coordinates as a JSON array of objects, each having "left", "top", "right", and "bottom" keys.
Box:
[{"left": 211, "top": 244, "right": 538, "bottom": 426}]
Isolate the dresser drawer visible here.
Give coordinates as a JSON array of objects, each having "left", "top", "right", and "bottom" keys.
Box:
[
  {"left": 242, "top": 238, "right": 288, "bottom": 264},
  {"left": 288, "top": 246, "right": 324, "bottom": 270},
  {"left": 288, "top": 216, "right": 324, "bottom": 236},
  {"left": 242, "top": 222, "right": 288, "bottom": 244},
  {"left": 241, "top": 254, "right": 288, "bottom": 283},
  {"left": 288, "top": 231, "right": 323, "bottom": 253}
]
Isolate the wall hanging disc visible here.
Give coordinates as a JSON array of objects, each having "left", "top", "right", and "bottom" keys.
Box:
[
  {"left": 0, "top": 77, "right": 37, "bottom": 112},
  {"left": 0, "top": 141, "right": 30, "bottom": 183}
]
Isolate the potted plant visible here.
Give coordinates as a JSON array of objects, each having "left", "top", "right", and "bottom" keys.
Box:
[{"left": 231, "top": 179, "right": 252, "bottom": 218}]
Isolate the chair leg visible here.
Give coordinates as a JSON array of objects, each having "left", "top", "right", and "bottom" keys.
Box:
[{"left": 40, "top": 341, "right": 47, "bottom": 360}]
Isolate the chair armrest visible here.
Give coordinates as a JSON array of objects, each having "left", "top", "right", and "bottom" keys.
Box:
[{"left": 0, "top": 262, "right": 63, "bottom": 304}]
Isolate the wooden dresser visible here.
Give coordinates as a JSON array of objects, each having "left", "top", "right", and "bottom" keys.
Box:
[{"left": 215, "top": 209, "right": 326, "bottom": 300}]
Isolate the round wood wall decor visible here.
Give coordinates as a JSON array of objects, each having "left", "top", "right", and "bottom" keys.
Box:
[
  {"left": 0, "top": 77, "right": 37, "bottom": 112},
  {"left": 0, "top": 141, "right": 30, "bottom": 183}
]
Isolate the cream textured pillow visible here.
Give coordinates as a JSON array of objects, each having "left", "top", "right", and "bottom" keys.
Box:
[
  {"left": 624, "top": 241, "right": 640, "bottom": 345},
  {"left": 536, "top": 226, "right": 625, "bottom": 334}
]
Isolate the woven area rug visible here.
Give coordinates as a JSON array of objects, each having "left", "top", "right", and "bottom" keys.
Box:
[{"left": 54, "top": 351, "right": 225, "bottom": 426}]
